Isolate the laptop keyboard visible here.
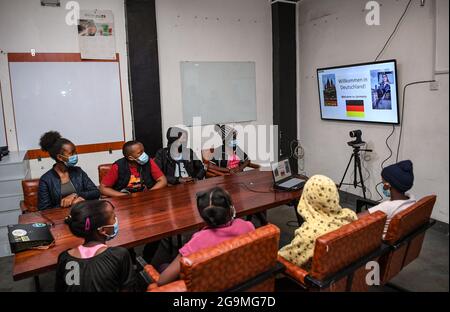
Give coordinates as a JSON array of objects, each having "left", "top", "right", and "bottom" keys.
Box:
[{"left": 279, "top": 178, "right": 304, "bottom": 188}]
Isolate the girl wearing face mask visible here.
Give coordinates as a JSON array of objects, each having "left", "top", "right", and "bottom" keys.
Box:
[
  {"left": 56, "top": 200, "right": 137, "bottom": 292},
  {"left": 207, "top": 125, "right": 251, "bottom": 175},
  {"left": 99, "top": 140, "right": 167, "bottom": 197},
  {"left": 38, "top": 131, "right": 100, "bottom": 210},
  {"left": 152, "top": 187, "right": 255, "bottom": 286}
]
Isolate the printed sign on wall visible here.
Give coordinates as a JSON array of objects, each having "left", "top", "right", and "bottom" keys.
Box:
[{"left": 78, "top": 10, "right": 116, "bottom": 60}]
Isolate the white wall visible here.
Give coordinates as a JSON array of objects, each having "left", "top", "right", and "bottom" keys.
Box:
[
  {"left": 0, "top": 0, "right": 274, "bottom": 178},
  {"left": 297, "top": 0, "right": 449, "bottom": 223},
  {"left": 155, "top": 0, "right": 273, "bottom": 149},
  {"left": 0, "top": 0, "right": 132, "bottom": 179},
  {"left": 0, "top": 82, "right": 6, "bottom": 147}
]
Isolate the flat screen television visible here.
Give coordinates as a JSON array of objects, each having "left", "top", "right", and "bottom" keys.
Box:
[{"left": 317, "top": 60, "right": 399, "bottom": 124}]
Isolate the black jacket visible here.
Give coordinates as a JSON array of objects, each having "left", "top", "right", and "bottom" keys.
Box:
[
  {"left": 154, "top": 148, "right": 205, "bottom": 185},
  {"left": 112, "top": 157, "right": 156, "bottom": 192},
  {"left": 38, "top": 166, "right": 100, "bottom": 210}
]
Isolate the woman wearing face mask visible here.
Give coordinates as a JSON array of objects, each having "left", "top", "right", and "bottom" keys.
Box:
[
  {"left": 207, "top": 125, "right": 251, "bottom": 174},
  {"left": 154, "top": 127, "right": 206, "bottom": 185},
  {"left": 99, "top": 140, "right": 167, "bottom": 197},
  {"left": 38, "top": 131, "right": 100, "bottom": 210},
  {"left": 56, "top": 200, "right": 136, "bottom": 292}
]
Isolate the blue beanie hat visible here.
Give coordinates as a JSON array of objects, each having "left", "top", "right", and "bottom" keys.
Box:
[{"left": 381, "top": 160, "right": 414, "bottom": 193}]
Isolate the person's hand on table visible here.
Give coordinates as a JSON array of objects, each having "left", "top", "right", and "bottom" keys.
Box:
[
  {"left": 72, "top": 196, "right": 85, "bottom": 205},
  {"left": 229, "top": 167, "right": 241, "bottom": 174},
  {"left": 60, "top": 193, "right": 78, "bottom": 208},
  {"left": 179, "top": 177, "right": 195, "bottom": 184}
]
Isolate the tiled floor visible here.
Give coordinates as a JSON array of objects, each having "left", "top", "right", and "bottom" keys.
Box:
[{"left": 0, "top": 191, "right": 448, "bottom": 292}]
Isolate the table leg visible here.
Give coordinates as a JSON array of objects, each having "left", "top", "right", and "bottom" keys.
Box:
[
  {"left": 177, "top": 234, "right": 183, "bottom": 249},
  {"left": 256, "top": 211, "right": 268, "bottom": 226},
  {"left": 34, "top": 276, "right": 41, "bottom": 292},
  {"left": 291, "top": 199, "right": 303, "bottom": 227}
]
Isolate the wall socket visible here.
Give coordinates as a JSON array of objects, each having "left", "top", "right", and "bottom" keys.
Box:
[{"left": 430, "top": 81, "right": 440, "bottom": 91}]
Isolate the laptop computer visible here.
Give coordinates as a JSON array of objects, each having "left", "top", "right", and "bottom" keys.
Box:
[
  {"left": 8, "top": 223, "right": 55, "bottom": 253},
  {"left": 271, "top": 158, "right": 306, "bottom": 191}
]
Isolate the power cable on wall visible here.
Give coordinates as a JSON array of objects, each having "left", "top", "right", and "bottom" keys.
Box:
[
  {"left": 395, "top": 80, "right": 435, "bottom": 163},
  {"left": 374, "top": 0, "right": 413, "bottom": 61},
  {"left": 290, "top": 139, "right": 305, "bottom": 173},
  {"left": 369, "top": 0, "right": 414, "bottom": 201}
]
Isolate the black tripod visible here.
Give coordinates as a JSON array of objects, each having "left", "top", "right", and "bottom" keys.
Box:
[{"left": 338, "top": 145, "right": 372, "bottom": 199}]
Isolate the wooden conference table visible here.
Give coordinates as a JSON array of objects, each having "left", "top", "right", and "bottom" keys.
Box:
[{"left": 13, "top": 170, "right": 303, "bottom": 282}]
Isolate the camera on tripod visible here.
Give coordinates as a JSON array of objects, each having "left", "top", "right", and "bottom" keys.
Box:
[
  {"left": 339, "top": 130, "right": 372, "bottom": 199},
  {"left": 347, "top": 130, "right": 365, "bottom": 148}
]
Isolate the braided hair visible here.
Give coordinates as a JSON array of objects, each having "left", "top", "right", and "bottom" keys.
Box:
[{"left": 196, "top": 187, "right": 235, "bottom": 227}]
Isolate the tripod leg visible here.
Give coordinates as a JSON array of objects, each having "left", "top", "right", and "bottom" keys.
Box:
[
  {"left": 356, "top": 155, "right": 367, "bottom": 199},
  {"left": 339, "top": 154, "right": 354, "bottom": 188}
]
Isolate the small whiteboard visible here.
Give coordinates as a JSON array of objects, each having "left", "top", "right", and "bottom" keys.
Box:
[
  {"left": 9, "top": 61, "right": 124, "bottom": 151},
  {"left": 181, "top": 62, "right": 257, "bottom": 126}
]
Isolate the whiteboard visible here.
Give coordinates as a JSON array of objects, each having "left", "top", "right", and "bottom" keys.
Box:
[
  {"left": 181, "top": 62, "right": 257, "bottom": 126},
  {"left": 9, "top": 62, "right": 124, "bottom": 151}
]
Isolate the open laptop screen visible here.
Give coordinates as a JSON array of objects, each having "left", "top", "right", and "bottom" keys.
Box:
[{"left": 271, "top": 159, "right": 292, "bottom": 183}]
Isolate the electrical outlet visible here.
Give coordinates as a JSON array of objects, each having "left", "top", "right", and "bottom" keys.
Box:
[{"left": 430, "top": 81, "right": 440, "bottom": 91}]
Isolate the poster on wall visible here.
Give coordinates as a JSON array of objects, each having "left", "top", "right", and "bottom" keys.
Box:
[{"left": 78, "top": 10, "right": 116, "bottom": 60}]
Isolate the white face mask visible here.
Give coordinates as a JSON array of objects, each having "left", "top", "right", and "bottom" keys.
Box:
[{"left": 230, "top": 205, "right": 236, "bottom": 220}]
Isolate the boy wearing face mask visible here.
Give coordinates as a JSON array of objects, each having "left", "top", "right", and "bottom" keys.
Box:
[
  {"left": 361, "top": 160, "right": 416, "bottom": 237},
  {"left": 38, "top": 131, "right": 100, "bottom": 210},
  {"left": 56, "top": 200, "right": 137, "bottom": 292},
  {"left": 100, "top": 141, "right": 167, "bottom": 197},
  {"left": 154, "top": 127, "right": 206, "bottom": 185}
]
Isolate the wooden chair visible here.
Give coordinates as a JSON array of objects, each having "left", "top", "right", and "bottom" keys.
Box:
[
  {"left": 358, "top": 195, "right": 437, "bottom": 289},
  {"left": 138, "top": 224, "right": 283, "bottom": 292},
  {"left": 98, "top": 163, "right": 113, "bottom": 185},
  {"left": 278, "top": 211, "right": 388, "bottom": 292},
  {"left": 20, "top": 179, "right": 40, "bottom": 213}
]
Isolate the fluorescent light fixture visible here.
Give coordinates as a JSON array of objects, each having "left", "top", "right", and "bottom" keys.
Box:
[{"left": 41, "top": 0, "right": 61, "bottom": 7}]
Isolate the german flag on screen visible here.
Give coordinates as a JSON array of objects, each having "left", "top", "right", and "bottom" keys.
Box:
[{"left": 346, "top": 100, "right": 365, "bottom": 118}]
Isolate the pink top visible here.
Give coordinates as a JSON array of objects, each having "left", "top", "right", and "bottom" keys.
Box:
[
  {"left": 227, "top": 153, "right": 241, "bottom": 169},
  {"left": 179, "top": 219, "right": 255, "bottom": 257},
  {"left": 77, "top": 244, "right": 108, "bottom": 259}
]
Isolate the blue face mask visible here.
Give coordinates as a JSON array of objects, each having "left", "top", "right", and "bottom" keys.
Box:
[
  {"left": 228, "top": 139, "right": 238, "bottom": 148},
  {"left": 135, "top": 152, "right": 149, "bottom": 165},
  {"left": 102, "top": 217, "right": 119, "bottom": 241},
  {"left": 63, "top": 154, "right": 78, "bottom": 167},
  {"left": 383, "top": 188, "right": 391, "bottom": 198}
]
